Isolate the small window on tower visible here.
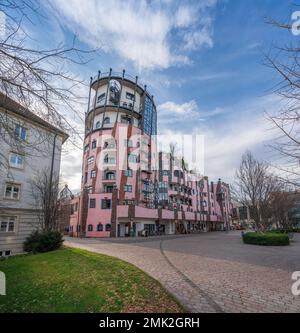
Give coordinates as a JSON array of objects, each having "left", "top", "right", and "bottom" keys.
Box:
[{"left": 126, "top": 92, "right": 135, "bottom": 101}]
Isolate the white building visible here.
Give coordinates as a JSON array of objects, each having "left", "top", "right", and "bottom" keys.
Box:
[{"left": 0, "top": 93, "right": 68, "bottom": 256}]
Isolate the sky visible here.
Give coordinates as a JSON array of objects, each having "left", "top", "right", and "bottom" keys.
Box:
[{"left": 20, "top": 0, "right": 299, "bottom": 192}]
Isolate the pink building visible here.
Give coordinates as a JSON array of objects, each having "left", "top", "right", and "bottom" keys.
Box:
[{"left": 68, "top": 70, "right": 232, "bottom": 238}]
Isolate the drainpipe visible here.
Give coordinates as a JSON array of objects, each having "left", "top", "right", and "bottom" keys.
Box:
[{"left": 48, "top": 132, "right": 58, "bottom": 231}]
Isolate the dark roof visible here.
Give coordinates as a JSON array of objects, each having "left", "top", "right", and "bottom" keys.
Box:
[{"left": 0, "top": 92, "right": 69, "bottom": 143}]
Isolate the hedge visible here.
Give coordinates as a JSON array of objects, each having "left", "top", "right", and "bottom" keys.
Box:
[
  {"left": 242, "top": 232, "right": 290, "bottom": 246},
  {"left": 24, "top": 230, "right": 64, "bottom": 253}
]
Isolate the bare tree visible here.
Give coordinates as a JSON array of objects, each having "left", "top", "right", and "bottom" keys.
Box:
[
  {"left": 265, "top": 14, "right": 300, "bottom": 186},
  {"left": 268, "top": 190, "right": 298, "bottom": 230},
  {"left": 232, "top": 151, "right": 281, "bottom": 230},
  {"left": 29, "top": 169, "right": 60, "bottom": 231},
  {"left": 0, "top": 0, "right": 94, "bottom": 172}
]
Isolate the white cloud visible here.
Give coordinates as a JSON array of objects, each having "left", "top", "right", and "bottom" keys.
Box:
[
  {"left": 49, "top": 0, "right": 217, "bottom": 71},
  {"left": 183, "top": 28, "right": 214, "bottom": 51},
  {"left": 60, "top": 146, "right": 83, "bottom": 193},
  {"left": 158, "top": 99, "right": 224, "bottom": 127},
  {"left": 157, "top": 95, "right": 282, "bottom": 182},
  {"left": 159, "top": 100, "right": 199, "bottom": 116}
]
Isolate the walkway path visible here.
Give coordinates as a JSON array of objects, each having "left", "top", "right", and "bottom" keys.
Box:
[{"left": 65, "top": 232, "right": 300, "bottom": 313}]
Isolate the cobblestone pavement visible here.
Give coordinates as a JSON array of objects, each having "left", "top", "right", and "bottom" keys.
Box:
[{"left": 65, "top": 232, "right": 300, "bottom": 313}]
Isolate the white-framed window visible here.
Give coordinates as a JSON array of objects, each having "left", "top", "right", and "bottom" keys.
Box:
[
  {"left": 14, "top": 124, "right": 27, "bottom": 141},
  {"left": 104, "top": 154, "right": 116, "bottom": 164},
  {"left": 91, "top": 170, "right": 96, "bottom": 178},
  {"left": 97, "top": 93, "right": 106, "bottom": 104},
  {"left": 0, "top": 216, "right": 17, "bottom": 233},
  {"left": 92, "top": 140, "right": 97, "bottom": 149},
  {"left": 126, "top": 92, "right": 135, "bottom": 101},
  {"left": 124, "top": 185, "right": 132, "bottom": 192},
  {"left": 84, "top": 144, "right": 89, "bottom": 154},
  {"left": 9, "top": 152, "right": 24, "bottom": 169},
  {"left": 159, "top": 182, "right": 168, "bottom": 189},
  {"left": 4, "top": 183, "right": 21, "bottom": 200},
  {"left": 87, "top": 156, "right": 94, "bottom": 165},
  {"left": 103, "top": 117, "right": 110, "bottom": 125},
  {"left": 123, "top": 169, "right": 133, "bottom": 177},
  {"left": 128, "top": 154, "right": 138, "bottom": 163},
  {"left": 121, "top": 115, "right": 132, "bottom": 124}
]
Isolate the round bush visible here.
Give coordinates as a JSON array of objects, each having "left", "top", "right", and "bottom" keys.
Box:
[
  {"left": 242, "top": 232, "right": 290, "bottom": 246},
  {"left": 24, "top": 230, "right": 64, "bottom": 253}
]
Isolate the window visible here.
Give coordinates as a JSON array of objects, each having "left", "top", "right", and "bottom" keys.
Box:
[
  {"left": 123, "top": 199, "right": 134, "bottom": 206},
  {"left": 104, "top": 154, "right": 116, "bottom": 164},
  {"left": 101, "top": 199, "right": 112, "bottom": 209},
  {"left": 89, "top": 198, "right": 96, "bottom": 208},
  {"left": 87, "top": 156, "right": 94, "bottom": 165},
  {"left": 143, "top": 95, "right": 155, "bottom": 136},
  {"left": 159, "top": 193, "right": 168, "bottom": 201},
  {"left": 91, "top": 170, "right": 96, "bottom": 178},
  {"left": 159, "top": 182, "right": 168, "bottom": 189},
  {"left": 88, "top": 224, "right": 93, "bottom": 232},
  {"left": 97, "top": 93, "right": 105, "bottom": 103},
  {"left": 92, "top": 140, "right": 97, "bottom": 149},
  {"left": 124, "top": 185, "right": 132, "bottom": 192},
  {"left": 15, "top": 125, "right": 27, "bottom": 141},
  {"left": 4, "top": 183, "right": 20, "bottom": 200},
  {"left": 0, "top": 216, "right": 16, "bottom": 233},
  {"left": 105, "top": 185, "right": 114, "bottom": 193},
  {"left": 95, "top": 121, "right": 101, "bottom": 129},
  {"left": 128, "top": 154, "right": 138, "bottom": 163},
  {"left": 84, "top": 172, "right": 88, "bottom": 184},
  {"left": 104, "top": 141, "right": 116, "bottom": 149},
  {"left": 9, "top": 152, "right": 24, "bottom": 169},
  {"left": 105, "top": 171, "right": 115, "bottom": 180},
  {"left": 97, "top": 223, "right": 103, "bottom": 232},
  {"left": 84, "top": 144, "right": 89, "bottom": 153},
  {"left": 126, "top": 92, "right": 135, "bottom": 101},
  {"left": 103, "top": 117, "right": 110, "bottom": 125},
  {"left": 162, "top": 170, "right": 169, "bottom": 176},
  {"left": 105, "top": 224, "right": 111, "bottom": 232},
  {"left": 0, "top": 250, "right": 11, "bottom": 257},
  {"left": 123, "top": 169, "right": 133, "bottom": 177},
  {"left": 121, "top": 115, "right": 132, "bottom": 124}
]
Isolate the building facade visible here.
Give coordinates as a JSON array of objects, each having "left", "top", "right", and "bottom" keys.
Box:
[
  {"left": 0, "top": 93, "right": 68, "bottom": 256},
  {"left": 68, "top": 70, "right": 232, "bottom": 238}
]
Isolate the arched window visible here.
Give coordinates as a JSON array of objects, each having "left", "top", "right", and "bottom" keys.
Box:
[
  {"left": 103, "top": 117, "right": 110, "bottom": 124},
  {"left": 97, "top": 223, "right": 103, "bottom": 232},
  {"left": 95, "top": 121, "right": 101, "bottom": 129},
  {"left": 88, "top": 224, "right": 93, "bottom": 231},
  {"left": 105, "top": 224, "right": 111, "bottom": 232},
  {"left": 105, "top": 171, "right": 115, "bottom": 180}
]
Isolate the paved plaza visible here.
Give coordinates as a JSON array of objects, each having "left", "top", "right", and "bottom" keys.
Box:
[{"left": 65, "top": 232, "right": 300, "bottom": 313}]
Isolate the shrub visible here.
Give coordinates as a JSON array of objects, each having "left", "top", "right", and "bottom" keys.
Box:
[
  {"left": 24, "top": 230, "right": 64, "bottom": 253},
  {"left": 242, "top": 232, "right": 290, "bottom": 246}
]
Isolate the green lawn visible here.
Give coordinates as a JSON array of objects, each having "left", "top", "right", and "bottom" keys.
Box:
[{"left": 0, "top": 248, "right": 185, "bottom": 313}]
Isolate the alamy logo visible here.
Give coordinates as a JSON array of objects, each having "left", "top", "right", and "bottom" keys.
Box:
[
  {"left": 0, "top": 271, "right": 6, "bottom": 296},
  {"left": 0, "top": 11, "right": 5, "bottom": 38},
  {"left": 292, "top": 11, "right": 300, "bottom": 36},
  {"left": 291, "top": 271, "right": 300, "bottom": 296}
]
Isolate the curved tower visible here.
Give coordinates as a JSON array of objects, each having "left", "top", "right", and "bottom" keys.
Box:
[{"left": 80, "top": 69, "right": 157, "bottom": 237}]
